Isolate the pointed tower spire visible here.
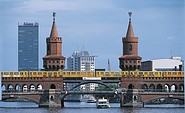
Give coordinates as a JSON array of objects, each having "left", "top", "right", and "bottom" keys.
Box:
[
  {"left": 50, "top": 12, "right": 59, "bottom": 38},
  {"left": 126, "top": 12, "right": 135, "bottom": 38}
]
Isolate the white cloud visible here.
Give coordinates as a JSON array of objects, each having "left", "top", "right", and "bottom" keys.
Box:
[{"left": 14, "top": 0, "right": 114, "bottom": 13}]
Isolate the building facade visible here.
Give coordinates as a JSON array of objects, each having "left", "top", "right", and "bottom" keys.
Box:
[
  {"left": 43, "top": 12, "right": 65, "bottom": 71},
  {"left": 67, "top": 51, "right": 96, "bottom": 71},
  {"left": 140, "top": 57, "right": 184, "bottom": 71},
  {"left": 119, "top": 12, "right": 142, "bottom": 71},
  {"left": 18, "top": 22, "right": 39, "bottom": 71}
]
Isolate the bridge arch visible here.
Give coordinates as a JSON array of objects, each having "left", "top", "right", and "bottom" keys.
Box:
[
  {"left": 8, "top": 84, "right": 13, "bottom": 92},
  {"left": 179, "top": 84, "right": 184, "bottom": 92},
  {"left": 164, "top": 84, "right": 170, "bottom": 92},
  {"left": 1, "top": 84, "right": 6, "bottom": 91},
  {"left": 15, "top": 84, "right": 21, "bottom": 92},
  {"left": 60, "top": 81, "right": 119, "bottom": 100},
  {"left": 22, "top": 84, "right": 28, "bottom": 92},
  {"left": 171, "top": 84, "right": 177, "bottom": 92},
  {"left": 144, "top": 96, "right": 184, "bottom": 105},
  {"left": 156, "top": 84, "right": 162, "bottom": 92},
  {"left": 3, "top": 96, "right": 39, "bottom": 105},
  {"left": 69, "top": 81, "right": 113, "bottom": 91},
  {"left": 128, "top": 84, "right": 134, "bottom": 89},
  {"left": 50, "top": 84, "right": 56, "bottom": 89},
  {"left": 149, "top": 84, "right": 155, "bottom": 92},
  {"left": 30, "top": 84, "right": 36, "bottom": 91},
  {"left": 141, "top": 84, "right": 148, "bottom": 91},
  {"left": 37, "top": 84, "right": 43, "bottom": 90}
]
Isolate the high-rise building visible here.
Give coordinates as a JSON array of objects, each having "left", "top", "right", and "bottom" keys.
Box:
[
  {"left": 67, "top": 50, "right": 96, "bottom": 71},
  {"left": 18, "top": 22, "right": 39, "bottom": 71},
  {"left": 119, "top": 12, "right": 142, "bottom": 71},
  {"left": 43, "top": 12, "right": 65, "bottom": 71}
]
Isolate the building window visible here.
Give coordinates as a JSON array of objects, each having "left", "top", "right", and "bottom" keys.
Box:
[{"left": 129, "top": 44, "right": 132, "bottom": 51}]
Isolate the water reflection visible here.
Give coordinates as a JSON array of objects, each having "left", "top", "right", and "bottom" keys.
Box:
[{"left": 0, "top": 102, "right": 184, "bottom": 113}]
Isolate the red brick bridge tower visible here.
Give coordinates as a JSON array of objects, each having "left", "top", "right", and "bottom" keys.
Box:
[
  {"left": 43, "top": 12, "right": 65, "bottom": 71},
  {"left": 119, "top": 12, "right": 142, "bottom": 71}
]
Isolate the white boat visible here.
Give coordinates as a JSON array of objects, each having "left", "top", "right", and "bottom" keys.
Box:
[
  {"left": 87, "top": 97, "right": 96, "bottom": 103},
  {"left": 96, "top": 98, "right": 110, "bottom": 108}
]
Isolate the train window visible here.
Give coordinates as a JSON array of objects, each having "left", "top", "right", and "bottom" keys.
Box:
[
  {"left": 33, "top": 72, "right": 36, "bottom": 75},
  {"left": 82, "top": 72, "right": 86, "bottom": 75},
  {"left": 172, "top": 72, "right": 176, "bottom": 75},
  {"left": 115, "top": 72, "right": 119, "bottom": 76},
  {"left": 77, "top": 72, "right": 80, "bottom": 75},
  {"left": 48, "top": 72, "right": 52, "bottom": 76},
  {"left": 168, "top": 72, "right": 171, "bottom": 75},
  {"left": 72, "top": 72, "right": 76, "bottom": 75},
  {"left": 149, "top": 72, "right": 153, "bottom": 76},
  {"left": 14, "top": 72, "right": 18, "bottom": 75},
  {"left": 105, "top": 72, "right": 109, "bottom": 76},
  {"left": 38, "top": 72, "right": 42, "bottom": 75}
]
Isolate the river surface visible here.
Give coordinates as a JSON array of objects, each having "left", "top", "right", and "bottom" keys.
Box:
[{"left": 0, "top": 101, "right": 184, "bottom": 113}]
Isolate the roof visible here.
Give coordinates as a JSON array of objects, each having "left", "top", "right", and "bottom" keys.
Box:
[
  {"left": 80, "top": 51, "right": 89, "bottom": 56},
  {"left": 119, "top": 55, "right": 142, "bottom": 60},
  {"left": 125, "top": 12, "right": 135, "bottom": 38},
  {"left": 50, "top": 18, "right": 59, "bottom": 38},
  {"left": 126, "top": 20, "right": 135, "bottom": 38},
  {"left": 43, "top": 55, "right": 65, "bottom": 59}
]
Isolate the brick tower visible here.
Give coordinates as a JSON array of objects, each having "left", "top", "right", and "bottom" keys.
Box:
[
  {"left": 119, "top": 12, "right": 142, "bottom": 71},
  {"left": 43, "top": 12, "right": 65, "bottom": 70}
]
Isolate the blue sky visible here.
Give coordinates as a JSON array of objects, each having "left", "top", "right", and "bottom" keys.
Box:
[{"left": 0, "top": 0, "right": 184, "bottom": 71}]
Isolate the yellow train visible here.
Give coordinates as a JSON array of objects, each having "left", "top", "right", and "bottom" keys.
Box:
[{"left": 1, "top": 71, "right": 184, "bottom": 78}]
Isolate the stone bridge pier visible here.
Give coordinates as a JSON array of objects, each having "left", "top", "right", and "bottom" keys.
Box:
[
  {"left": 39, "top": 89, "right": 64, "bottom": 107},
  {"left": 120, "top": 89, "right": 143, "bottom": 107}
]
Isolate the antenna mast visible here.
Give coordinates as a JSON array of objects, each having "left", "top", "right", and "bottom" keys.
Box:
[{"left": 107, "top": 59, "right": 111, "bottom": 71}]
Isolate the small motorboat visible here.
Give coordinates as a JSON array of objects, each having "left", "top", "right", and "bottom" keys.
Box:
[
  {"left": 96, "top": 98, "right": 110, "bottom": 108},
  {"left": 87, "top": 97, "right": 96, "bottom": 103}
]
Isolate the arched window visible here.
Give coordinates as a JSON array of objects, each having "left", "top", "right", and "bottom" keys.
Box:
[
  {"left": 156, "top": 84, "right": 162, "bottom": 92},
  {"left": 179, "top": 84, "right": 184, "bottom": 92},
  {"left": 128, "top": 84, "right": 133, "bottom": 89},
  {"left": 50, "top": 84, "right": 56, "bottom": 89},
  {"left": 149, "top": 84, "right": 155, "bottom": 92},
  {"left": 164, "top": 84, "right": 170, "bottom": 92},
  {"left": 15, "top": 84, "right": 21, "bottom": 92},
  {"left": 141, "top": 84, "right": 148, "bottom": 92},
  {"left": 129, "top": 44, "right": 132, "bottom": 51}
]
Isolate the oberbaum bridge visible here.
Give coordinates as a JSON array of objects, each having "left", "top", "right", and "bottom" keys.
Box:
[{"left": 1, "top": 12, "right": 184, "bottom": 107}]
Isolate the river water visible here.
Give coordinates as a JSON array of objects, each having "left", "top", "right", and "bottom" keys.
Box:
[{"left": 0, "top": 102, "right": 184, "bottom": 113}]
